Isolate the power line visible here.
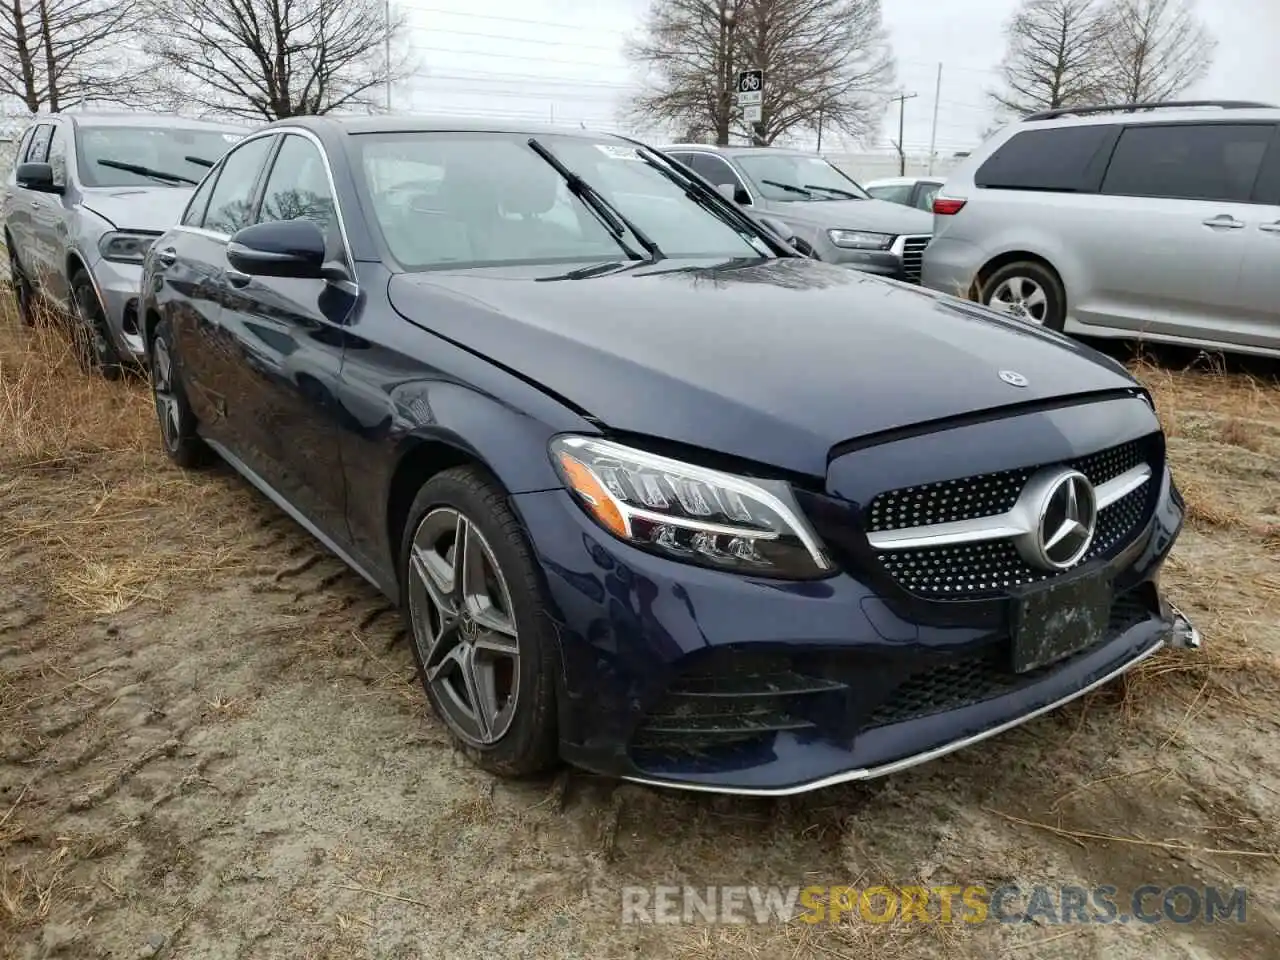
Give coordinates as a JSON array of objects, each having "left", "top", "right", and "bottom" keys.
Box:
[
  {"left": 404, "top": 24, "right": 625, "bottom": 53},
  {"left": 413, "top": 45, "right": 622, "bottom": 68},
  {"left": 397, "top": 3, "right": 632, "bottom": 34}
]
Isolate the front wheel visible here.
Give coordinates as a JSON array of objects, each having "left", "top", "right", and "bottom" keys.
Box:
[
  {"left": 70, "top": 270, "right": 126, "bottom": 379},
  {"left": 400, "top": 466, "right": 559, "bottom": 778},
  {"left": 980, "top": 260, "right": 1067, "bottom": 332}
]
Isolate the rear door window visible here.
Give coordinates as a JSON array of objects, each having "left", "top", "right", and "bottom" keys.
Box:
[
  {"left": 1101, "top": 123, "right": 1277, "bottom": 203},
  {"left": 1252, "top": 127, "right": 1280, "bottom": 205},
  {"left": 975, "top": 125, "right": 1116, "bottom": 192}
]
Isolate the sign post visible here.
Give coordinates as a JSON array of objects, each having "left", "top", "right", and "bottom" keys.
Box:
[{"left": 734, "top": 69, "right": 765, "bottom": 141}]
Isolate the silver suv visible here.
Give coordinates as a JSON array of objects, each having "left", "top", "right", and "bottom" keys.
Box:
[
  {"left": 3, "top": 112, "right": 246, "bottom": 376},
  {"left": 661, "top": 144, "right": 934, "bottom": 283},
  {"left": 923, "top": 101, "right": 1280, "bottom": 357}
]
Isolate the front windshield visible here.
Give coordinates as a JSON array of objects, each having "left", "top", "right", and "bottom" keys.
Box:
[
  {"left": 355, "top": 132, "right": 774, "bottom": 270},
  {"left": 734, "top": 153, "right": 871, "bottom": 202},
  {"left": 77, "top": 126, "right": 244, "bottom": 188}
]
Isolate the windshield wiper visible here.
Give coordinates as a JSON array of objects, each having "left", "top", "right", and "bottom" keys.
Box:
[
  {"left": 525, "top": 138, "right": 662, "bottom": 262},
  {"left": 761, "top": 178, "right": 813, "bottom": 198},
  {"left": 185, "top": 155, "right": 216, "bottom": 168},
  {"left": 804, "top": 183, "right": 862, "bottom": 200},
  {"left": 623, "top": 143, "right": 788, "bottom": 256},
  {"left": 97, "top": 159, "right": 198, "bottom": 186}
]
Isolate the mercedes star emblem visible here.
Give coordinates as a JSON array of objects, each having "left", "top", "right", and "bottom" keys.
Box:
[
  {"left": 999, "top": 369, "right": 1029, "bottom": 387},
  {"left": 1020, "top": 470, "right": 1098, "bottom": 570}
]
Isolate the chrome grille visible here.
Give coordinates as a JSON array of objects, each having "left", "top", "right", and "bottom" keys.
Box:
[
  {"left": 900, "top": 235, "right": 931, "bottom": 283},
  {"left": 868, "top": 439, "right": 1154, "bottom": 599}
]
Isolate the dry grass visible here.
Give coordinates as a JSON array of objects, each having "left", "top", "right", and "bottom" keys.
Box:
[
  {"left": 0, "top": 292, "right": 256, "bottom": 625},
  {"left": 1, "top": 288, "right": 1278, "bottom": 959}
]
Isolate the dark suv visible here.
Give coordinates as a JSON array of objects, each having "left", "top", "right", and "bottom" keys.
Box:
[{"left": 139, "top": 116, "right": 1199, "bottom": 796}]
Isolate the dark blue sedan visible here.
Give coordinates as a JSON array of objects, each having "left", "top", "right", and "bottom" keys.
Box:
[{"left": 138, "top": 116, "right": 1200, "bottom": 796}]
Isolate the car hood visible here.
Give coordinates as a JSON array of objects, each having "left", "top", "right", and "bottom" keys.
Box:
[
  {"left": 79, "top": 187, "right": 193, "bottom": 232},
  {"left": 387, "top": 257, "right": 1138, "bottom": 478},
  {"left": 771, "top": 197, "right": 934, "bottom": 235}
]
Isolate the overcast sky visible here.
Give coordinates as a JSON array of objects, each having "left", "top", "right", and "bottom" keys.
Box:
[{"left": 398, "top": 0, "right": 1280, "bottom": 156}]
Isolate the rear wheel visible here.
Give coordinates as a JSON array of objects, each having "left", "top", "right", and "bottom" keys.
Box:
[
  {"left": 980, "top": 260, "right": 1066, "bottom": 332},
  {"left": 400, "top": 466, "right": 559, "bottom": 778},
  {"left": 7, "top": 244, "right": 36, "bottom": 326},
  {"left": 70, "top": 270, "right": 125, "bottom": 379},
  {"left": 150, "top": 317, "right": 212, "bottom": 468}
]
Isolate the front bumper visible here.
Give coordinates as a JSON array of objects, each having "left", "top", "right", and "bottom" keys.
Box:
[
  {"left": 920, "top": 236, "right": 983, "bottom": 299},
  {"left": 86, "top": 258, "right": 145, "bottom": 360},
  {"left": 513, "top": 452, "right": 1189, "bottom": 796},
  {"left": 824, "top": 233, "right": 931, "bottom": 283}
]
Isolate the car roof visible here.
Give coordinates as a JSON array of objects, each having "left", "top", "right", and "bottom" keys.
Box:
[
  {"left": 267, "top": 115, "right": 630, "bottom": 140},
  {"left": 864, "top": 176, "right": 941, "bottom": 187},
  {"left": 659, "top": 143, "right": 817, "bottom": 157},
  {"left": 26, "top": 111, "right": 247, "bottom": 132},
  {"left": 1014, "top": 104, "right": 1279, "bottom": 129}
]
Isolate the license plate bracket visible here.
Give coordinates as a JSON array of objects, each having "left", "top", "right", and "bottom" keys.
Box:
[{"left": 1009, "top": 570, "right": 1114, "bottom": 674}]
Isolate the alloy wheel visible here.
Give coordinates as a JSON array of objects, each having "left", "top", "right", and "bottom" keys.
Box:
[
  {"left": 407, "top": 507, "right": 521, "bottom": 747},
  {"left": 151, "top": 337, "right": 182, "bottom": 451},
  {"left": 988, "top": 275, "right": 1048, "bottom": 324}
]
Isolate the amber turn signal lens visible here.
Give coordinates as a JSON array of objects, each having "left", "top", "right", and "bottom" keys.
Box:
[{"left": 557, "top": 453, "right": 628, "bottom": 537}]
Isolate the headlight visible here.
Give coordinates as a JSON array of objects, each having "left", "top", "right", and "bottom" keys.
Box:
[
  {"left": 827, "top": 229, "right": 894, "bottom": 250},
  {"left": 99, "top": 231, "right": 157, "bottom": 263},
  {"left": 550, "top": 436, "right": 833, "bottom": 578}
]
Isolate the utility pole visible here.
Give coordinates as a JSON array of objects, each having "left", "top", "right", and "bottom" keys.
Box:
[
  {"left": 384, "top": 0, "right": 392, "bottom": 111},
  {"left": 890, "top": 91, "right": 918, "bottom": 176},
  {"left": 816, "top": 104, "right": 824, "bottom": 153},
  {"left": 928, "top": 63, "right": 942, "bottom": 175}
]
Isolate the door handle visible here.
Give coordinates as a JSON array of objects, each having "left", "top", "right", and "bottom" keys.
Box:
[
  {"left": 1260, "top": 222, "right": 1280, "bottom": 234},
  {"left": 155, "top": 247, "right": 177, "bottom": 267},
  {"left": 1202, "top": 215, "right": 1245, "bottom": 229},
  {"left": 225, "top": 268, "right": 252, "bottom": 287}
]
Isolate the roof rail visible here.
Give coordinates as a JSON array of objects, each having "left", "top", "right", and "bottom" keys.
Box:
[{"left": 1022, "top": 100, "right": 1277, "bottom": 122}]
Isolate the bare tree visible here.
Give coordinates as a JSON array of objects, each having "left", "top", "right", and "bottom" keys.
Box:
[
  {"left": 990, "top": 0, "right": 1113, "bottom": 116},
  {"left": 626, "top": 0, "right": 895, "bottom": 147},
  {"left": 145, "top": 0, "right": 409, "bottom": 121},
  {"left": 0, "top": 0, "right": 148, "bottom": 112},
  {"left": 1099, "top": 0, "right": 1214, "bottom": 103}
]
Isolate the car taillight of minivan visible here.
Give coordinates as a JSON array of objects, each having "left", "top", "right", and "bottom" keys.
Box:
[{"left": 932, "top": 196, "right": 967, "bottom": 216}]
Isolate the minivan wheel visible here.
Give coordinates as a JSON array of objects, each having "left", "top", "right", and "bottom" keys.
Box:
[
  {"left": 981, "top": 261, "right": 1066, "bottom": 331},
  {"left": 400, "top": 467, "right": 559, "bottom": 778},
  {"left": 150, "top": 317, "right": 212, "bottom": 468},
  {"left": 71, "top": 270, "right": 125, "bottom": 379}
]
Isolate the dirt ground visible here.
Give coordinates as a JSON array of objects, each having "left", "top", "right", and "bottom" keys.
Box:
[{"left": 2, "top": 300, "right": 1278, "bottom": 960}]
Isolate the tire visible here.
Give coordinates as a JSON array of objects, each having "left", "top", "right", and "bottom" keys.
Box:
[
  {"left": 7, "top": 243, "right": 36, "bottom": 326},
  {"left": 399, "top": 466, "right": 559, "bottom": 778},
  {"left": 150, "top": 317, "right": 212, "bottom": 468},
  {"left": 980, "top": 260, "right": 1067, "bottom": 332},
  {"left": 70, "top": 270, "right": 125, "bottom": 380}
]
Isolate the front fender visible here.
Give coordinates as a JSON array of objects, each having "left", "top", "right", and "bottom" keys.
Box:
[{"left": 390, "top": 379, "right": 592, "bottom": 495}]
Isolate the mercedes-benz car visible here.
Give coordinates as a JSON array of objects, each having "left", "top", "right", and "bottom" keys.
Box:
[
  {"left": 138, "top": 116, "right": 1199, "bottom": 796},
  {"left": 2, "top": 112, "right": 245, "bottom": 376}
]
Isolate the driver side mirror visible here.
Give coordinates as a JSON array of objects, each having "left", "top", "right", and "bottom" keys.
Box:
[
  {"left": 715, "top": 182, "right": 752, "bottom": 206},
  {"left": 16, "top": 162, "right": 63, "bottom": 194},
  {"left": 227, "top": 219, "right": 335, "bottom": 280}
]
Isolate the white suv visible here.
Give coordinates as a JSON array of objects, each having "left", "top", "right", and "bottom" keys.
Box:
[{"left": 922, "top": 100, "right": 1280, "bottom": 358}]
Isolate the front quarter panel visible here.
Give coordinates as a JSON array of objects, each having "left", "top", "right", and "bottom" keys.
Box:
[{"left": 335, "top": 263, "right": 598, "bottom": 585}]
